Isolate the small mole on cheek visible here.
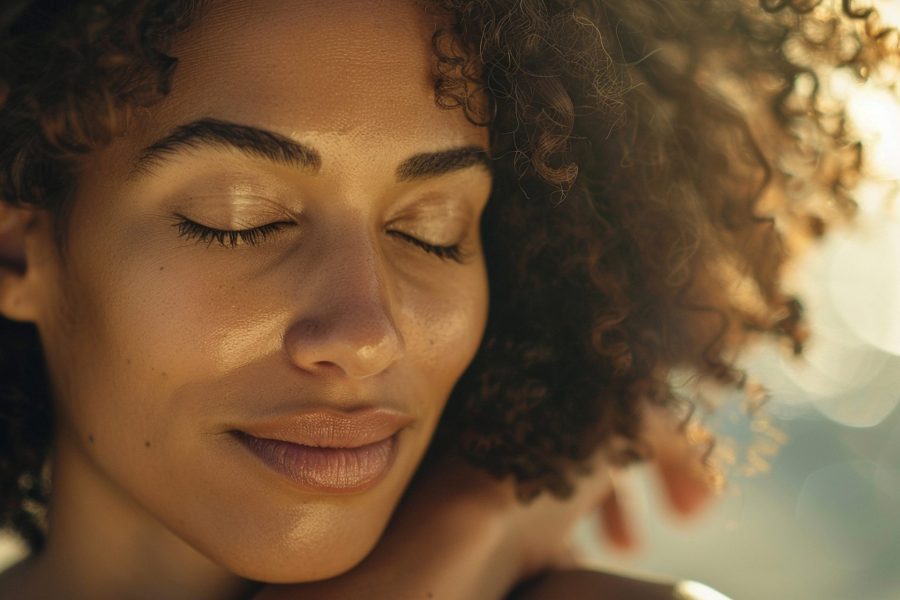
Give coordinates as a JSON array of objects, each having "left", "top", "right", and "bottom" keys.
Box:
[
  {"left": 88, "top": 434, "right": 94, "bottom": 444},
  {"left": 144, "top": 440, "right": 151, "bottom": 448},
  {"left": 161, "top": 371, "right": 168, "bottom": 379},
  {"left": 125, "top": 358, "right": 131, "bottom": 365},
  {"left": 159, "top": 266, "right": 165, "bottom": 271}
]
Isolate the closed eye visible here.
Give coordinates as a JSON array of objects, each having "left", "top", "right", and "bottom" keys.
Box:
[
  {"left": 171, "top": 216, "right": 468, "bottom": 263},
  {"left": 386, "top": 230, "right": 465, "bottom": 263},
  {"left": 171, "top": 216, "right": 293, "bottom": 248}
]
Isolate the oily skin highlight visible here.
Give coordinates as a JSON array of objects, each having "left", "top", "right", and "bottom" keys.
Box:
[{"left": 0, "top": 0, "right": 492, "bottom": 597}]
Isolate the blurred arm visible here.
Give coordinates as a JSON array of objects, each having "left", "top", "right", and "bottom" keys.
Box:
[{"left": 508, "top": 569, "right": 678, "bottom": 600}]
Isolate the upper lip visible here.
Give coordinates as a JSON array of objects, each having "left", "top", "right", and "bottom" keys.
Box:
[{"left": 233, "top": 406, "right": 414, "bottom": 448}]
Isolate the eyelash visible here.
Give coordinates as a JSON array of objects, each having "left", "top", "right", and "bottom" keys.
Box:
[
  {"left": 172, "top": 217, "right": 288, "bottom": 248},
  {"left": 171, "top": 217, "right": 465, "bottom": 263},
  {"left": 385, "top": 230, "right": 464, "bottom": 263}
]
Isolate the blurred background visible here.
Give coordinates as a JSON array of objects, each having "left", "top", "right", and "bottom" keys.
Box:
[
  {"left": 579, "top": 2, "right": 900, "bottom": 598},
  {"left": 3, "top": 3, "right": 900, "bottom": 600}
]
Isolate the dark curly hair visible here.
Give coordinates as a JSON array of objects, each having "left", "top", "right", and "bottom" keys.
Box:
[{"left": 0, "top": 0, "right": 892, "bottom": 552}]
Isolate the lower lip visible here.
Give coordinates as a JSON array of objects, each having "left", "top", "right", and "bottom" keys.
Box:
[{"left": 232, "top": 431, "right": 398, "bottom": 494}]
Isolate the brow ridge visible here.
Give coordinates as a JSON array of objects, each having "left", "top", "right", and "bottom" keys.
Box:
[
  {"left": 395, "top": 146, "right": 492, "bottom": 182},
  {"left": 130, "top": 118, "right": 321, "bottom": 177},
  {"left": 129, "top": 118, "right": 491, "bottom": 182}
]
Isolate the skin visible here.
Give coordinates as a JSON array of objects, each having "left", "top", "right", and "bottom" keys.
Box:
[
  {"left": 1, "top": 0, "right": 491, "bottom": 596},
  {"left": 0, "top": 1, "right": 719, "bottom": 598}
]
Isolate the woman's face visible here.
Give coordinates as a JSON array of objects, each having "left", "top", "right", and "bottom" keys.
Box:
[{"left": 22, "top": 0, "right": 490, "bottom": 582}]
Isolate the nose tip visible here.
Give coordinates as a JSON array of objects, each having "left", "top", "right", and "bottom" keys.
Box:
[
  {"left": 283, "top": 302, "right": 405, "bottom": 380},
  {"left": 281, "top": 230, "right": 405, "bottom": 380}
]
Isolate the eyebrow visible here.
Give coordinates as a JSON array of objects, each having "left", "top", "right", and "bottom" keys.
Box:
[
  {"left": 395, "top": 146, "right": 491, "bottom": 181},
  {"left": 129, "top": 118, "right": 491, "bottom": 181},
  {"left": 130, "top": 118, "right": 321, "bottom": 178}
]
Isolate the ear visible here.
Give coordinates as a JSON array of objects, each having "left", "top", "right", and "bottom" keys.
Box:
[{"left": 0, "top": 202, "right": 44, "bottom": 323}]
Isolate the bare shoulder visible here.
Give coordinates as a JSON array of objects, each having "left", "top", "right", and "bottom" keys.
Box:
[{"left": 507, "top": 568, "right": 734, "bottom": 600}]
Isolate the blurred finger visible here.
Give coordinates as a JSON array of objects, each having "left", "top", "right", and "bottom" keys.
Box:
[
  {"left": 656, "top": 450, "right": 716, "bottom": 517},
  {"left": 598, "top": 469, "right": 638, "bottom": 552},
  {"left": 642, "top": 406, "right": 720, "bottom": 518}
]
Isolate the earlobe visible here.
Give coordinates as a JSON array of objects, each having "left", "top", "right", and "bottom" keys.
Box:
[{"left": 0, "top": 203, "right": 43, "bottom": 323}]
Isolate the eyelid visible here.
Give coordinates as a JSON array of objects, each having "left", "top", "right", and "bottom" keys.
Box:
[
  {"left": 178, "top": 192, "right": 300, "bottom": 219},
  {"left": 390, "top": 197, "right": 474, "bottom": 226}
]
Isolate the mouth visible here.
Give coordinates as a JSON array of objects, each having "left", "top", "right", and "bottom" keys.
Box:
[{"left": 230, "top": 407, "right": 412, "bottom": 494}]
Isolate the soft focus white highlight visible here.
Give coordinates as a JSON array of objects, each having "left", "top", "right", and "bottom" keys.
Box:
[
  {"left": 824, "top": 219, "right": 900, "bottom": 356},
  {"left": 752, "top": 68, "right": 900, "bottom": 427},
  {"left": 875, "top": 0, "right": 900, "bottom": 28},
  {"left": 846, "top": 86, "right": 900, "bottom": 183},
  {"left": 674, "top": 580, "right": 734, "bottom": 600}
]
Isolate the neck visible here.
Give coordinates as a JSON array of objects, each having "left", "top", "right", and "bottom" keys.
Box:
[{"left": 11, "top": 433, "right": 259, "bottom": 600}]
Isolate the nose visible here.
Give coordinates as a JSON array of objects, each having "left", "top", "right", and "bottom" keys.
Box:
[{"left": 282, "top": 238, "right": 405, "bottom": 380}]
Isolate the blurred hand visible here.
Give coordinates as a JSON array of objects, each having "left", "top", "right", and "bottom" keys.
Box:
[{"left": 598, "top": 404, "right": 720, "bottom": 552}]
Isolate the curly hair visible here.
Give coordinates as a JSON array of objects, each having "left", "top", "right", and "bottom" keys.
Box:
[{"left": 0, "top": 0, "right": 892, "bottom": 551}]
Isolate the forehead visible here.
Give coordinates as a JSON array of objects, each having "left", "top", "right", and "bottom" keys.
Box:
[{"left": 130, "top": 0, "right": 485, "bottom": 163}]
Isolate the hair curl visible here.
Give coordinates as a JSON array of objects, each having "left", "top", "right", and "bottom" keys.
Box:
[{"left": 0, "top": 0, "right": 893, "bottom": 551}]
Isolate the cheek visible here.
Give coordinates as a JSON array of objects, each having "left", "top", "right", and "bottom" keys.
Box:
[
  {"left": 406, "top": 270, "right": 488, "bottom": 389},
  {"left": 38, "top": 202, "right": 489, "bottom": 581},
  {"left": 37, "top": 184, "right": 257, "bottom": 462}
]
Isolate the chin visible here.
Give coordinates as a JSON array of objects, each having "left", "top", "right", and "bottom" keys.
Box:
[
  {"left": 243, "top": 537, "right": 379, "bottom": 584},
  {"left": 202, "top": 537, "right": 379, "bottom": 585},
  {"left": 184, "top": 500, "right": 391, "bottom": 585}
]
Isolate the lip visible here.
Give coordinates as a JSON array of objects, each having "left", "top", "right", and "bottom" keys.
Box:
[{"left": 231, "top": 407, "right": 412, "bottom": 493}]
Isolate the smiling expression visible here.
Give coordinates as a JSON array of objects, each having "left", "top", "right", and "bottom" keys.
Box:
[{"left": 23, "top": 0, "right": 491, "bottom": 582}]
